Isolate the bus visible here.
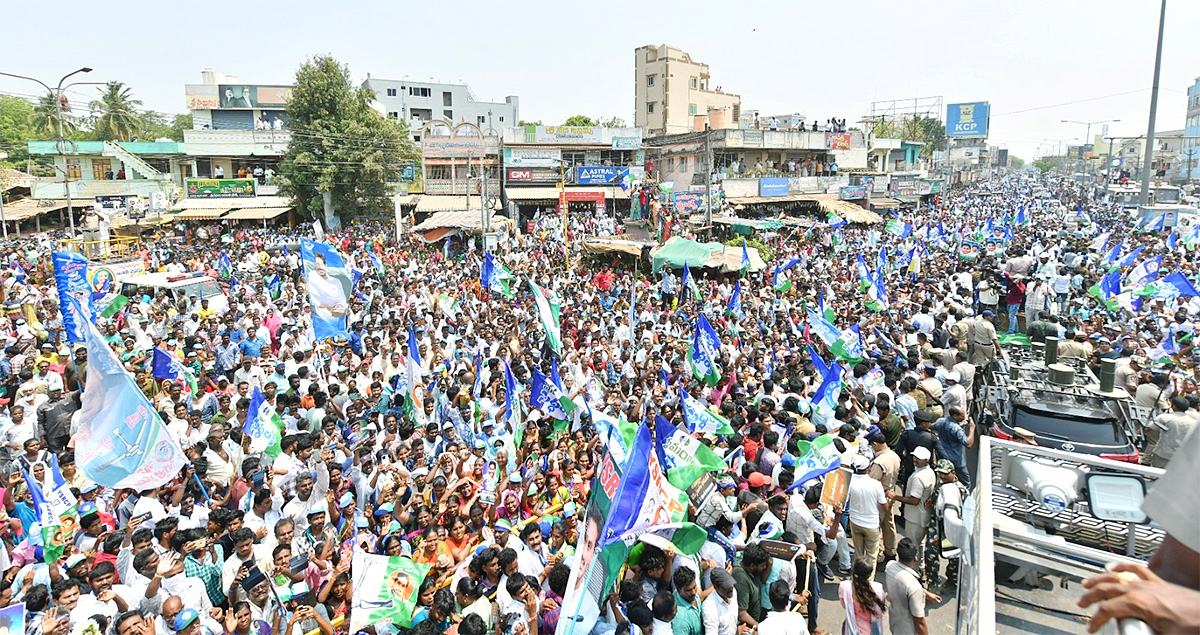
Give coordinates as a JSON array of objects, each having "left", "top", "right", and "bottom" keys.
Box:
[{"left": 1110, "top": 183, "right": 1182, "bottom": 208}]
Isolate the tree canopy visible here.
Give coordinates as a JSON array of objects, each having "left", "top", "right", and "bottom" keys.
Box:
[
  {"left": 872, "top": 115, "right": 946, "bottom": 152},
  {"left": 90, "top": 82, "right": 144, "bottom": 142},
  {"left": 1009, "top": 155, "right": 1026, "bottom": 169},
  {"left": 281, "top": 55, "right": 418, "bottom": 225},
  {"left": 562, "top": 115, "right": 597, "bottom": 126}
]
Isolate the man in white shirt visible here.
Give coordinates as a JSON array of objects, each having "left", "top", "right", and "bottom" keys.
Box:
[
  {"left": 757, "top": 580, "right": 809, "bottom": 635},
  {"left": 846, "top": 454, "right": 887, "bottom": 579},
  {"left": 701, "top": 569, "right": 740, "bottom": 635}
]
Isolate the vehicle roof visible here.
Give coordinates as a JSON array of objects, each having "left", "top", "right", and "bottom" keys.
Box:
[{"left": 123, "top": 272, "right": 216, "bottom": 288}]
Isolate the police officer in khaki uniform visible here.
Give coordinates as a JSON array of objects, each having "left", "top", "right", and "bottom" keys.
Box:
[{"left": 968, "top": 310, "right": 1001, "bottom": 366}]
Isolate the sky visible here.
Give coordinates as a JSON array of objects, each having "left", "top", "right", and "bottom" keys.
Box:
[{"left": 2, "top": 0, "right": 1197, "bottom": 162}]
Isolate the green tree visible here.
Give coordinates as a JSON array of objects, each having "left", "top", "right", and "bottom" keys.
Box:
[
  {"left": 872, "top": 114, "right": 946, "bottom": 153},
  {"left": 517, "top": 119, "right": 543, "bottom": 127},
  {"left": 281, "top": 55, "right": 418, "bottom": 224},
  {"left": 32, "top": 91, "right": 76, "bottom": 138},
  {"left": 563, "top": 115, "right": 598, "bottom": 126},
  {"left": 90, "top": 81, "right": 143, "bottom": 141},
  {"left": 601, "top": 116, "right": 627, "bottom": 128},
  {"left": 140, "top": 110, "right": 192, "bottom": 141},
  {"left": 0, "top": 95, "right": 36, "bottom": 167},
  {"left": 1033, "top": 157, "right": 1061, "bottom": 173},
  {"left": 1009, "top": 155, "right": 1026, "bottom": 169}
]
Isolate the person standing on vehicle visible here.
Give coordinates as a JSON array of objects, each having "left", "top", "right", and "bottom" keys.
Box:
[
  {"left": 931, "top": 406, "right": 975, "bottom": 488},
  {"left": 1144, "top": 397, "right": 1195, "bottom": 468},
  {"left": 889, "top": 446, "right": 936, "bottom": 581}
]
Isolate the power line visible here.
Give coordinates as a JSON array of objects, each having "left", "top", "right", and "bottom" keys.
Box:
[{"left": 992, "top": 89, "right": 1149, "bottom": 117}]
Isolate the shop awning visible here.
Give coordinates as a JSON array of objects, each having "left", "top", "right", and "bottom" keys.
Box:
[
  {"left": 650, "top": 237, "right": 767, "bottom": 273},
  {"left": 173, "top": 208, "right": 230, "bottom": 221},
  {"left": 223, "top": 206, "right": 291, "bottom": 220},
  {"left": 0, "top": 198, "right": 71, "bottom": 221},
  {"left": 582, "top": 238, "right": 654, "bottom": 258},
  {"left": 414, "top": 195, "right": 498, "bottom": 213},
  {"left": 869, "top": 197, "right": 903, "bottom": 209},
  {"left": 726, "top": 194, "right": 814, "bottom": 205},
  {"left": 412, "top": 210, "right": 512, "bottom": 233},
  {"left": 505, "top": 187, "right": 563, "bottom": 202}
]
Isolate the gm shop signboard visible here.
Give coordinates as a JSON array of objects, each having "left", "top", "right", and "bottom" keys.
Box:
[{"left": 946, "top": 102, "right": 990, "bottom": 138}]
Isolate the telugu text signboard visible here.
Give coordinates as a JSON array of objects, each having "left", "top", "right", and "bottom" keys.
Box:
[
  {"left": 185, "top": 178, "right": 257, "bottom": 199},
  {"left": 505, "top": 147, "right": 561, "bottom": 168},
  {"left": 532, "top": 125, "right": 603, "bottom": 144},
  {"left": 946, "top": 101, "right": 990, "bottom": 138},
  {"left": 612, "top": 136, "right": 642, "bottom": 150},
  {"left": 672, "top": 191, "right": 715, "bottom": 213},
  {"left": 422, "top": 137, "right": 487, "bottom": 157},
  {"left": 760, "top": 177, "right": 790, "bottom": 197},
  {"left": 839, "top": 185, "right": 867, "bottom": 200},
  {"left": 826, "top": 132, "right": 851, "bottom": 150}
]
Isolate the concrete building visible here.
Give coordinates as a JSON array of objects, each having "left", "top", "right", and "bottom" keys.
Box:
[
  {"left": 634, "top": 45, "right": 741, "bottom": 137},
  {"left": 183, "top": 70, "right": 292, "bottom": 181},
  {"left": 644, "top": 127, "right": 871, "bottom": 189},
  {"left": 1183, "top": 76, "right": 1200, "bottom": 183},
  {"left": 364, "top": 77, "right": 518, "bottom": 141},
  {"left": 500, "top": 125, "right": 645, "bottom": 218}
]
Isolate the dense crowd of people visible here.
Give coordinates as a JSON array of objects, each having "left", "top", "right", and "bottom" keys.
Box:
[{"left": 0, "top": 171, "right": 1194, "bottom": 635}]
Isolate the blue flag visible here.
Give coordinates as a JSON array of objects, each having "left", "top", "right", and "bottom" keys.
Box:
[
  {"left": 1099, "top": 269, "right": 1122, "bottom": 300},
  {"left": 726, "top": 280, "right": 743, "bottom": 320},
  {"left": 530, "top": 368, "right": 569, "bottom": 420},
  {"left": 599, "top": 420, "right": 687, "bottom": 548},
  {"left": 740, "top": 238, "right": 751, "bottom": 271},
  {"left": 74, "top": 313, "right": 187, "bottom": 489},
  {"left": 1101, "top": 240, "right": 1124, "bottom": 266},
  {"left": 368, "top": 251, "right": 385, "bottom": 275},
  {"left": 218, "top": 251, "right": 233, "bottom": 276},
  {"left": 1117, "top": 245, "right": 1146, "bottom": 269},
  {"left": 52, "top": 252, "right": 92, "bottom": 343},
  {"left": 472, "top": 352, "right": 484, "bottom": 400},
  {"left": 1155, "top": 272, "right": 1200, "bottom": 298},
  {"left": 688, "top": 313, "right": 722, "bottom": 386},
  {"left": 243, "top": 386, "right": 283, "bottom": 458},
  {"left": 151, "top": 347, "right": 184, "bottom": 381},
  {"left": 1167, "top": 231, "right": 1178, "bottom": 251},
  {"left": 504, "top": 360, "right": 518, "bottom": 429}
]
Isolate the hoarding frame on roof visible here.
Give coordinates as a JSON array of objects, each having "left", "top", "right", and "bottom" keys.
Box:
[
  {"left": 759, "top": 178, "right": 789, "bottom": 197},
  {"left": 946, "top": 101, "right": 990, "bottom": 138},
  {"left": 216, "top": 85, "right": 294, "bottom": 109}
]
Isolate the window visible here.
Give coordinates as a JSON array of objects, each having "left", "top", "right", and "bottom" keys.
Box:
[
  {"left": 667, "top": 157, "right": 675, "bottom": 172},
  {"left": 478, "top": 116, "right": 486, "bottom": 125},
  {"left": 66, "top": 158, "right": 81, "bottom": 180},
  {"left": 680, "top": 156, "right": 688, "bottom": 171},
  {"left": 647, "top": 75, "right": 655, "bottom": 87},
  {"left": 443, "top": 109, "right": 453, "bottom": 119},
  {"left": 689, "top": 104, "right": 697, "bottom": 115},
  {"left": 92, "top": 158, "right": 111, "bottom": 180},
  {"left": 388, "top": 111, "right": 399, "bottom": 119},
  {"left": 648, "top": 102, "right": 655, "bottom": 114},
  {"left": 428, "top": 165, "right": 451, "bottom": 179},
  {"left": 690, "top": 77, "right": 697, "bottom": 89},
  {"left": 443, "top": 92, "right": 453, "bottom": 107},
  {"left": 499, "top": 116, "right": 504, "bottom": 122},
  {"left": 386, "top": 88, "right": 397, "bottom": 97},
  {"left": 409, "top": 87, "right": 431, "bottom": 97}
]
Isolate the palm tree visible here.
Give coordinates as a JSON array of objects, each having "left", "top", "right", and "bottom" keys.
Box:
[
  {"left": 90, "top": 81, "right": 143, "bottom": 142},
  {"left": 32, "top": 91, "right": 76, "bottom": 137}
]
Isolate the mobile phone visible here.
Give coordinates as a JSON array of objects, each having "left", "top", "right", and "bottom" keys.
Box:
[
  {"left": 252, "top": 470, "right": 265, "bottom": 489},
  {"left": 289, "top": 554, "right": 309, "bottom": 576},
  {"left": 134, "top": 512, "right": 153, "bottom": 524}
]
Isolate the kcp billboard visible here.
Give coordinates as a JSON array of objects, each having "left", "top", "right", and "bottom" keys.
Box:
[{"left": 946, "top": 102, "right": 990, "bottom": 138}]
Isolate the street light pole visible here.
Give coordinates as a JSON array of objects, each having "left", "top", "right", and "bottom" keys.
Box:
[
  {"left": 1139, "top": 0, "right": 1167, "bottom": 208},
  {"left": 0, "top": 67, "right": 94, "bottom": 239}
]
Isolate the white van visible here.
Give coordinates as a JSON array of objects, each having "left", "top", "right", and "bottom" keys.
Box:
[{"left": 120, "top": 272, "right": 229, "bottom": 314}]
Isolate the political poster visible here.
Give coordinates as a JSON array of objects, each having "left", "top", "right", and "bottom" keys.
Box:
[
  {"left": 300, "top": 239, "right": 352, "bottom": 341},
  {"left": 350, "top": 551, "right": 431, "bottom": 631},
  {"left": 52, "top": 252, "right": 92, "bottom": 343}
]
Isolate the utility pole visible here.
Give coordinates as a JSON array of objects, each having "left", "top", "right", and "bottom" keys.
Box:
[
  {"left": 1139, "top": 0, "right": 1167, "bottom": 207},
  {"left": 704, "top": 126, "right": 713, "bottom": 227},
  {"left": 0, "top": 67, "right": 97, "bottom": 240}
]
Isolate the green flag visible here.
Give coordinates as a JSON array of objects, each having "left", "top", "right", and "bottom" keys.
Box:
[
  {"left": 99, "top": 294, "right": 130, "bottom": 319},
  {"left": 349, "top": 552, "right": 431, "bottom": 631},
  {"left": 528, "top": 279, "right": 563, "bottom": 355}
]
